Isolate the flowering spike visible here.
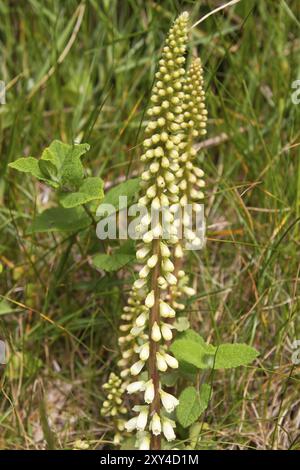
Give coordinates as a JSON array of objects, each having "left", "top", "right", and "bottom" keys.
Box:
[{"left": 102, "top": 11, "right": 209, "bottom": 451}]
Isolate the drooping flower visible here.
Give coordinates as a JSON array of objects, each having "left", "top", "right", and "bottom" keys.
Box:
[
  {"left": 134, "top": 405, "right": 149, "bottom": 432},
  {"left": 144, "top": 379, "right": 155, "bottom": 404},
  {"left": 163, "top": 352, "right": 179, "bottom": 369},
  {"left": 126, "top": 381, "right": 145, "bottom": 394},
  {"left": 160, "top": 389, "right": 179, "bottom": 413},
  {"left": 150, "top": 413, "right": 162, "bottom": 436},
  {"left": 162, "top": 417, "right": 176, "bottom": 442},
  {"left": 145, "top": 290, "right": 155, "bottom": 308},
  {"left": 130, "top": 359, "right": 146, "bottom": 376},
  {"left": 125, "top": 417, "right": 138, "bottom": 432},
  {"left": 151, "top": 321, "right": 162, "bottom": 342},
  {"left": 161, "top": 323, "right": 173, "bottom": 341}
]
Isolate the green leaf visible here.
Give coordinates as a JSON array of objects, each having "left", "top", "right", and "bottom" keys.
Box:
[
  {"left": 8, "top": 157, "right": 57, "bottom": 187},
  {"left": 59, "top": 142, "right": 90, "bottom": 189},
  {"left": 96, "top": 178, "right": 140, "bottom": 217},
  {"left": 171, "top": 330, "right": 259, "bottom": 370},
  {"left": 177, "top": 385, "right": 210, "bottom": 428},
  {"left": 9, "top": 141, "right": 90, "bottom": 190},
  {"left": 93, "top": 253, "right": 133, "bottom": 272},
  {"left": 40, "top": 140, "right": 90, "bottom": 189},
  {"left": 40, "top": 140, "right": 66, "bottom": 169},
  {"left": 9, "top": 157, "right": 43, "bottom": 177},
  {"left": 27, "top": 207, "right": 91, "bottom": 234},
  {"left": 92, "top": 241, "right": 135, "bottom": 272},
  {"left": 170, "top": 330, "right": 215, "bottom": 369},
  {"left": 181, "top": 329, "right": 213, "bottom": 348},
  {"left": 38, "top": 159, "right": 58, "bottom": 181},
  {"left": 59, "top": 177, "right": 104, "bottom": 208},
  {"left": 213, "top": 343, "right": 259, "bottom": 369}
]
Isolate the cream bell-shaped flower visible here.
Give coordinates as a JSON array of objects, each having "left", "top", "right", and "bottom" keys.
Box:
[
  {"left": 120, "top": 368, "right": 129, "bottom": 379},
  {"left": 150, "top": 413, "right": 162, "bottom": 436},
  {"left": 139, "top": 342, "right": 150, "bottom": 361},
  {"left": 160, "top": 389, "right": 179, "bottom": 413},
  {"left": 163, "top": 352, "right": 179, "bottom": 369},
  {"left": 165, "top": 272, "right": 177, "bottom": 285},
  {"left": 160, "top": 242, "right": 171, "bottom": 257},
  {"left": 147, "top": 254, "right": 158, "bottom": 268},
  {"left": 125, "top": 417, "right": 137, "bottom": 432},
  {"left": 158, "top": 276, "right": 167, "bottom": 287},
  {"left": 151, "top": 196, "right": 161, "bottom": 210},
  {"left": 161, "top": 323, "right": 173, "bottom": 341},
  {"left": 133, "top": 405, "right": 149, "bottom": 432},
  {"left": 141, "top": 213, "right": 151, "bottom": 227},
  {"left": 162, "top": 258, "right": 175, "bottom": 272},
  {"left": 139, "top": 264, "right": 150, "bottom": 278},
  {"left": 136, "top": 246, "right": 151, "bottom": 260},
  {"left": 130, "top": 359, "right": 145, "bottom": 376},
  {"left": 183, "top": 286, "right": 196, "bottom": 296},
  {"left": 144, "top": 379, "right": 155, "bottom": 404},
  {"left": 130, "top": 325, "right": 145, "bottom": 337},
  {"left": 175, "top": 243, "right": 184, "bottom": 258},
  {"left": 162, "top": 417, "right": 176, "bottom": 441},
  {"left": 156, "top": 352, "right": 168, "bottom": 372},
  {"left": 126, "top": 381, "right": 145, "bottom": 394},
  {"left": 133, "top": 278, "right": 147, "bottom": 290},
  {"left": 135, "top": 311, "right": 147, "bottom": 327},
  {"left": 142, "top": 230, "right": 154, "bottom": 244},
  {"left": 151, "top": 321, "right": 162, "bottom": 342},
  {"left": 145, "top": 290, "right": 155, "bottom": 308},
  {"left": 152, "top": 223, "right": 162, "bottom": 238},
  {"left": 159, "top": 300, "right": 176, "bottom": 318}
]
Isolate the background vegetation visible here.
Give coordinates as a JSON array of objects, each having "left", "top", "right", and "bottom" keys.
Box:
[{"left": 0, "top": 0, "right": 299, "bottom": 450}]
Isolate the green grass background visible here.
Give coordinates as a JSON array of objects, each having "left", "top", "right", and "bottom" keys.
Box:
[{"left": 0, "top": 0, "right": 299, "bottom": 449}]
